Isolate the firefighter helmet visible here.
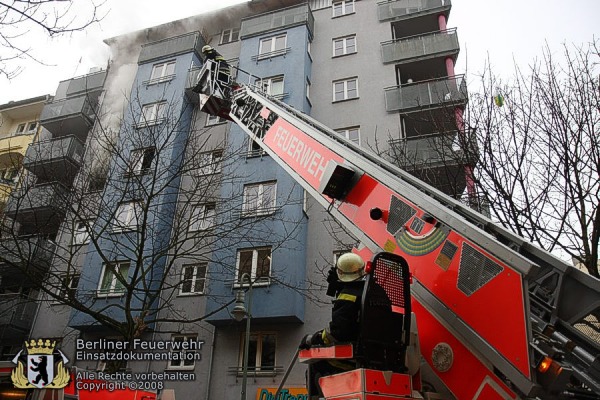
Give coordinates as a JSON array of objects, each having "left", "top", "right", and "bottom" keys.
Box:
[
  {"left": 336, "top": 253, "right": 365, "bottom": 282},
  {"left": 202, "top": 45, "right": 213, "bottom": 53}
]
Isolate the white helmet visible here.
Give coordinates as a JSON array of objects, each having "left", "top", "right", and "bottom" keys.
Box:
[
  {"left": 336, "top": 253, "right": 365, "bottom": 282},
  {"left": 202, "top": 45, "right": 213, "bottom": 53}
]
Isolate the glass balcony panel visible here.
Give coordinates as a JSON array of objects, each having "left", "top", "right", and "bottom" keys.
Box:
[
  {"left": 4, "top": 182, "right": 69, "bottom": 228},
  {"left": 378, "top": 0, "right": 451, "bottom": 21},
  {"left": 23, "top": 136, "right": 84, "bottom": 183},
  {"left": 381, "top": 29, "right": 459, "bottom": 64},
  {"left": 240, "top": 4, "right": 314, "bottom": 39},
  {"left": 385, "top": 75, "right": 467, "bottom": 113},
  {"left": 39, "top": 96, "right": 95, "bottom": 138}
]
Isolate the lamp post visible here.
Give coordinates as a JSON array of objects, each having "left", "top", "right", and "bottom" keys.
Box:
[{"left": 231, "top": 273, "right": 253, "bottom": 400}]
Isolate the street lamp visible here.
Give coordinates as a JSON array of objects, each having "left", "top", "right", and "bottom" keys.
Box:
[{"left": 231, "top": 272, "right": 253, "bottom": 400}]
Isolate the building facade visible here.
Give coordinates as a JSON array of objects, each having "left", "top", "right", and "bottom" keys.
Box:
[{"left": 1, "top": 0, "right": 467, "bottom": 399}]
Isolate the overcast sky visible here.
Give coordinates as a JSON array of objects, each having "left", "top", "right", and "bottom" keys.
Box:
[{"left": 0, "top": 0, "right": 597, "bottom": 105}]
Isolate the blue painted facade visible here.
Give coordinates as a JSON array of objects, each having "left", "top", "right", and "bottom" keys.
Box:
[
  {"left": 206, "top": 23, "right": 313, "bottom": 324},
  {"left": 70, "top": 36, "right": 204, "bottom": 329}
]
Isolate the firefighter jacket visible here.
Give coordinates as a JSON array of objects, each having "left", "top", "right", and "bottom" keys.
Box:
[{"left": 203, "top": 49, "right": 227, "bottom": 64}]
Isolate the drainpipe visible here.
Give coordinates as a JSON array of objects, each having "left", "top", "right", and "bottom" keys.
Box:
[{"left": 205, "top": 326, "right": 217, "bottom": 400}]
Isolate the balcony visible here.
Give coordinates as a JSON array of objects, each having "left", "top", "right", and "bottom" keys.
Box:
[
  {"left": 389, "top": 131, "right": 477, "bottom": 196},
  {"left": 378, "top": 0, "right": 451, "bottom": 22},
  {"left": 384, "top": 75, "right": 467, "bottom": 113},
  {"left": 39, "top": 95, "right": 96, "bottom": 139},
  {"left": 23, "top": 136, "right": 84, "bottom": 184},
  {"left": 0, "top": 133, "right": 36, "bottom": 157},
  {"left": 62, "top": 70, "right": 106, "bottom": 98},
  {"left": 0, "top": 295, "right": 38, "bottom": 332},
  {"left": 4, "top": 182, "right": 69, "bottom": 230},
  {"left": 0, "top": 236, "right": 55, "bottom": 272},
  {"left": 139, "top": 32, "right": 204, "bottom": 64},
  {"left": 240, "top": 4, "right": 314, "bottom": 39},
  {"left": 381, "top": 29, "right": 459, "bottom": 65}
]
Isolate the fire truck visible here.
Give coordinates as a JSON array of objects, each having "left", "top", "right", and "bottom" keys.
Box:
[{"left": 193, "top": 60, "right": 600, "bottom": 400}]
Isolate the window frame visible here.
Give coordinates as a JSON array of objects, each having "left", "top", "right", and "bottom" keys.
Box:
[
  {"left": 332, "top": 0, "right": 355, "bottom": 17},
  {"left": 242, "top": 181, "right": 277, "bottom": 217},
  {"left": 72, "top": 220, "right": 92, "bottom": 246},
  {"left": 238, "top": 332, "right": 277, "bottom": 374},
  {"left": 167, "top": 334, "right": 198, "bottom": 370},
  {"left": 113, "top": 201, "right": 142, "bottom": 232},
  {"left": 332, "top": 77, "right": 359, "bottom": 102},
  {"left": 333, "top": 35, "right": 357, "bottom": 57},
  {"left": 56, "top": 273, "right": 80, "bottom": 301},
  {"left": 189, "top": 203, "right": 216, "bottom": 231},
  {"left": 97, "top": 262, "right": 130, "bottom": 297},
  {"left": 138, "top": 102, "right": 167, "bottom": 127},
  {"left": 149, "top": 60, "right": 176, "bottom": 84},
  {"left": 258, "top": 34, "right": 288, "bottom": 59},
  {"left": 257, "top": 75, "right": 285, "bottom": 98},
  {"left": 335, "top": 126, "right": 361, "bottom": 145},
  {"left": 220, "top": 27, "right": 240, "bottom": 44},
  {"left": 179, "top": 263, "right": 208, "bottom": 295},
  {"left": 198, "top": 150, "right": 223, "bottom": 175},
  {"left": 205, "top": 114, "right": 227, "bottom": 126},
  {"left": 129, "top": 147, "right": 156, "bottom": 175},
  {"left": 235, "top": 247, "right": 272, "bottom": 286}
]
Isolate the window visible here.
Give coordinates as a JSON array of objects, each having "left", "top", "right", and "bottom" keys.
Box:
[
  {"left": 168, "top": 335, "right": 198, "bottom": 369},
  {"left": 27, "top": 122, "right": 38, "bottom": 133},
  {"left": 206, "top": 114, "right": 226, "bottom": 126},
  {"left": 332, "top": 0, "right": 354, "bottom": 17},
  {"left": 149, "top": 61, "right": 176, "bottom": 84},
  {"left": 259, "top": 34, "right": 287, "bottom": 58},
  {"left": 257, "top": 76, "right": 284, "bottom": 97},
  {"left": 97, "top": 262, "right": 130, "bottom": 296},
  {"left": 333, "top": 78, "right": 358, "bottom": 102},
  {"left": 114, "top": 201, "right": 142, "bottom": 231},
  {"left": 72, "top": 220, "right": 91, "bottom": 245},
  {"left": 179, "top": 264, "right": 207, "bottom": 295},
  {"left": 189, "top": 203, "right": 216, "bottom": 231},
  {"left": 139, "top": 102, "right": 167, "bottom": 127},
  {"left": 306, "top": 78, "right": 311, "bottom": 102},
  {"left": 15, "top": 123, "right": 26, "bottom": 134},
  {"left": 236, "top": 247, "right": 271, "bottom": 284},
  {"left": 242, "top": 181, "right": 276, "bottom": 216},
  {"left": 0, "top": 168, "right": 18, "bottom": 184},
  {"left": 221, "top": 27, "right": 240, "bottom": 44},
  {"left": 239, "top": 332, "right": 276, "bottom": 373},
  {"left": 199, "top": 150, "right": 223, "bottom": 175},
  {"left": 335, "top": 126, "right": 360, "bottom": 145},
  {"left": 130, "top": 147, "right": 156, "bottom": 175},
  {"left": 57, "top": 273, "right": 80, "bottom": 299},
  {"left": 333, "top": 35, "right": 356, "bottom": 57},
  {"left": 247, "top": 139, "right": 264, "bottom": 158}
]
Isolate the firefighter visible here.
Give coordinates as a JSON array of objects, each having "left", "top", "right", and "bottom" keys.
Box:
[
  {"left": 201, "top": 45, "right": 231, "bottom": 85},
  {"left": 299, "top": 252, "right": 366, "bottom": 396}
]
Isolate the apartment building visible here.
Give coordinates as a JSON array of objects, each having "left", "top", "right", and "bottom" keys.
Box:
[{"left": 10, "top": 0, "right": 467, "bottom": 399}]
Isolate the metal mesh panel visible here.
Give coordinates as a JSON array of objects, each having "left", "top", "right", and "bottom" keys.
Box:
[
  {"left": 457, "top": 243, "right": 503, "bottom": 296},
  {"left": 373, "top": 256, "right": 408, "bottom": 309},
  {"left": 410, "top": 217, "right": 425, "bottom": 234},
  {"left": 574, "top": 312, "right": 600, "bottom": 345},
  {"left": 387, "top": 195, "right": 417, "bottom": 235}
]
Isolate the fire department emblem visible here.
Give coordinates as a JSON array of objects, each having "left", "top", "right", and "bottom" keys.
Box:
[{"left": 10, "top": 339, "right": 70, "bottom": 389}]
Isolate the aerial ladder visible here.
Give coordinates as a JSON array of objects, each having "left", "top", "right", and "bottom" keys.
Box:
[{"left": 193, "top": 60, "right": 600, "bottom": 400}]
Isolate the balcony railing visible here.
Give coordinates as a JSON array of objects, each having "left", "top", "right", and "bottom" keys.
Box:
[
  {"left": 0, "top": 236, "right": 56, "bottom": 270},
  {"left": 23, "top": 136, "right": 84, "bottom": 182},
  {"left": 381, "top": 28, "right": 459, "bottom": 64},
  {"left": 0, "top": 295, "right": 38, "bottom": 330},
  {"left": 240, "top": 4, "right": 314, "bottom": 39},
  {"left": 39, "top": 95, "right": 96, "bottom": 138},
  {"left": 5, "top": 182, "right": 69, "bottom": 224},
  {"left": 377, "top": 0, "right": 451, "bottom": 21},
  {"left": 227, "top": 365, "right": 284, "bottom": 377},
  {"left": 384, "top": 75, "right": 467, "bottom": 113},
  {"left": 389, "top": 131, "right": 470, "bottom": 168}
]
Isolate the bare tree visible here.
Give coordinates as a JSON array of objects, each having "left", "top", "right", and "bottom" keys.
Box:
[
  {"left": 383, "top": 40, "right": 599, "bottom": 278},
  {"left": 0, "top": 0, "right": 104, "bottom": 79},
  {"left": 0, "top": 88, "right": 312, "bottom": 360}
]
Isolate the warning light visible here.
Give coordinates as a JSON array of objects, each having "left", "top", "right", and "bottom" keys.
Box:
[{"left": 538, "top": 357, "right": 552, "bottom": 373}]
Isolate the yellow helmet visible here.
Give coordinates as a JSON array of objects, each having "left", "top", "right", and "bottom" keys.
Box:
[{"left": 336, "top": 253, "right": 365, "bottom": 282}]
